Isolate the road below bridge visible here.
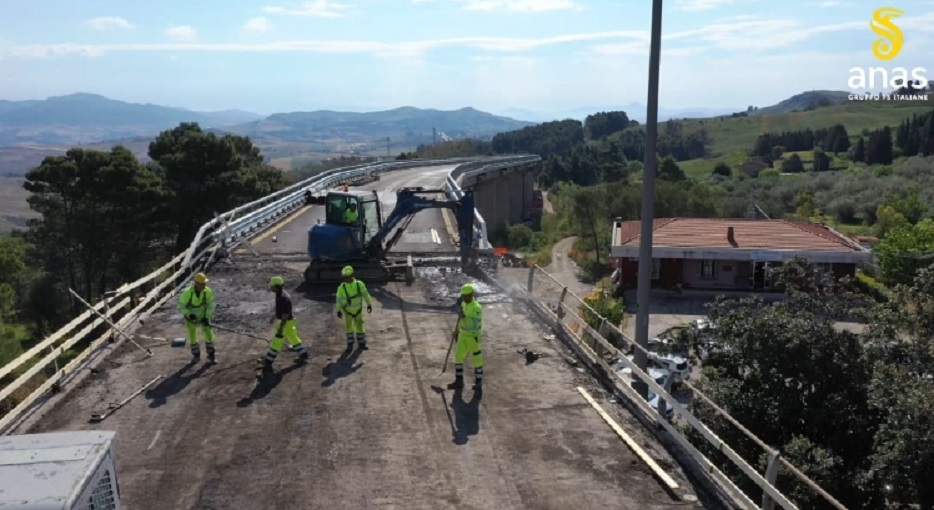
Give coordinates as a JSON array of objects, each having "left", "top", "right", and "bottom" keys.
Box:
[{"left": 23, "top": 164, "right": 719, "bottom": 509}]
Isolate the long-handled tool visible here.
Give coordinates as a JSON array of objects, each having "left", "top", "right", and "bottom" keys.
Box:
[
  {"left": 441, "top": 320, "right": 459, "bottom": 374},
  {"left": 69, "top": 288, "right": 153, "bottom": 356},
  {"left": 90, "top": 374, "right": 164, "bottom": 422},
  {"left": 210, "top": 323, "right": 268, "bottom": 342}
]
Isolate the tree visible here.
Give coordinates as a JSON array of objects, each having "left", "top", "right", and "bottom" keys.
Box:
[
  {"left": 688, "top": 259, "right": 880, "bottom": 508},
  {"left": 812, "top": 148, "right": 831, "bottom": 172},
  {"left": 853, "top": 136, "right": 866, "bottom": 163},
  {"left": 782, "top": 153, "right": 805, "bottom": 173},
  {"left": 712, "top": 162, "right": 732, "bottom": 177},
  {"left": 148, "top": 123, "right": 288, "bottom": 250},
  {"left": 658, "top": 156, "right": 686, "bottom": 181},
  {"left": 23, "top": 147, "right": 166, "bottom": 310},
  {"left": 863, "top": 265, "right": 934, "bottom": 509},
  {"left": 874, "top": 218, "right": 934, "bottom": 284},
  {"left": 872, "top": 204, "right": 908, "bottom": 238}
]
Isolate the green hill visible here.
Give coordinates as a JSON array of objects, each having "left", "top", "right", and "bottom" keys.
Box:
[
  {"left": 750, "top": 90, "right": 851, "bottom": 116},
  {"left": 653, "top": 96, "right": 934, "bottom": 178}
]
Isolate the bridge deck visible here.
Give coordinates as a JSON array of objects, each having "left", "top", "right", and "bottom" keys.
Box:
[{"left": 23, "top": 166, "right": 716, "bottom": 509}]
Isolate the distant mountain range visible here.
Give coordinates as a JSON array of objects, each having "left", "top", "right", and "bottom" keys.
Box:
[
  {"left": 0, "top": 93, "right": 264, "bottom": 146},
  {"left": 498, "top": 104, "right": 741, "bottom": 123},
  {"left": 0, "top": 93, "right": 536, "bottom": 175},
  {"left": 0, "top": 90, "right": 876, "bottom": 176}
]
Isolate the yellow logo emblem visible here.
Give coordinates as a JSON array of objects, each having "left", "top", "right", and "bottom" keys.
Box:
[{"left": 870, "top": 6, "right": 904, "bottom": 60}]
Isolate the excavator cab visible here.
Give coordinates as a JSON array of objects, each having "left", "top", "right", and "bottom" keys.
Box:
[{"left": 309, "top": 190, "right": 383, "bottom": 265}]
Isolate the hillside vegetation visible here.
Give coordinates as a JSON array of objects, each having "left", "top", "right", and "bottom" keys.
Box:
[{"left": 437, "top": 88, "right": 934, "bottom": 510}]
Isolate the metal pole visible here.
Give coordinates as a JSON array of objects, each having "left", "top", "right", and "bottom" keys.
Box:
[{"left": 634, "top": 0, "right": 664, "bottom": 400}]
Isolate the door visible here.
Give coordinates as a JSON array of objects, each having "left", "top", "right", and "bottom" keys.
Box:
[
  {"left": 360, "top": 196, "right": 380, "bottom": 245},
  {"left": 752, "top": 261, "right": 766, "bottom": 290}
]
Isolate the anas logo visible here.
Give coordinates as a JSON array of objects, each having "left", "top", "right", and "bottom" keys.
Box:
[
  {"left": 870, "top": 7, "right": 903, "bottom": 60},
  {"left": 848, "top": 6, "right": 927, "bottom": 100}
]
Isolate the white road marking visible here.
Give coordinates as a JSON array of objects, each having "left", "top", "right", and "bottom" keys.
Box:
[
  {"left": 431, "top": 228, "right": 441, "bottom": 244},
  {"left": 147, "top": 429, "right": 162, "bottom": 451}
]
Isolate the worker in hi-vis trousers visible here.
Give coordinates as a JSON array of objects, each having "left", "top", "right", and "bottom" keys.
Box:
[
  {"left": 262, "top": 276, "right": 309, "bottom": 373},
  {"left": 336, "top": 266, "right": 372, "bottom": 350},
  {"left": 448, "top": 283, "right": 483, "bottom": 391},
  {"left": 178, "top": 272, "right": 217, "bottom": 364}
]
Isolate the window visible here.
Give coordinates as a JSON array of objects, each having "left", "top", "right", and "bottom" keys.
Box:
[
  {"left": 700, "top": 259, "right": 717, "bottom": 279},
  {"left": 651, "top": 258, "right": 660, "bottom": 280},
  {"left": 326, "top": 194, "right": 360, "bottom": 226}
]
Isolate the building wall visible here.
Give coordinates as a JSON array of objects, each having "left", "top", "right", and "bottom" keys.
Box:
[
  {"left": 615, "top": 258, "right": 859, "bottom": 291},
  {"left": 681, "top": 259, "right": 736, "bottom": 289}
]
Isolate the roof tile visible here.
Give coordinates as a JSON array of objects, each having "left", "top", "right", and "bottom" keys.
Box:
[{"left": 614, "top": 218, "right": 864, "bottom": 252}]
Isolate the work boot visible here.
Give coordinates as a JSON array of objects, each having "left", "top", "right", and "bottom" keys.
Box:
[
  {"left": 358, "top": 342, "right": 368, "bottom": 351},
  {"left": 297, "top": 351, "right": 309, "bottom": 364},
  {"left": 447, "top": 376, "right": 464, "bottom": 390},
  {"left": 473, "top": 379, "right": 483, "bottom": 391},
  {"left": 207, "top": 352, "right": 217, "bottom": 365}
]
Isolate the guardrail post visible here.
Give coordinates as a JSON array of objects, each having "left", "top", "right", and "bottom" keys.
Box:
[
  {"left": 103, "top": 291, "right": 117, "bottom": 343},
  {"left": 557, "top": 286, "right": 568, "bottom": 320},
  {"left": 657, "top": 372, "right": 673, "bottom": 426},
  {"left": 527, "top": 266, "right": 535, "bottom": 293},
  {"left": 761, "top": 450, "right": 781, "bottom": 510}
]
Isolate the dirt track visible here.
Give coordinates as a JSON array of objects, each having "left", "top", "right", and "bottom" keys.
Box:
[{"left": 23, "top": 166, "right": 721, "bottom": 509}]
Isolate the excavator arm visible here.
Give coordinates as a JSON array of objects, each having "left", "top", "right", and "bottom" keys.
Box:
[{"left": 365, "top": 188, "right": 475, "bottom": 267}]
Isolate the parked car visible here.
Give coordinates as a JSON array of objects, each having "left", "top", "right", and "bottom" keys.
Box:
[{"left": 648, "top": 352, "right": 692, "bottom": 387}]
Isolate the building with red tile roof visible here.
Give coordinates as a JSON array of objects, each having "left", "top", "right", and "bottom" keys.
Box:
[{"left": 610, "top": 217, "right": 872, "bottom": 291}]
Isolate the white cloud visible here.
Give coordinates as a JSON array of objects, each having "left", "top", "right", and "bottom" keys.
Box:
[
  {"left": 677, "top": 0, "right": 735, "bottom": 11},
  {"left": 463, "top": 0, "right": 579, "bottom": 11},
  {"left": 6, "top": 31, "right": 648, "bottom": 60},
  {"left": 665, "top": 17, "right": 864, "bottom": 50},
  {"left": 416, "top": 0, "right": 580, "bottom": 11},
  {"left": 243, "top": 17, "right": 275, "bottom": 34},
  {"left": 166, "top": 25, "right": 198, "bottom": 42},
  {"left": 262, "top": 0, "right": 352, "bottom": 17},
  {"left": 86, "top": 17, "right": 136, "bottom": 30}
]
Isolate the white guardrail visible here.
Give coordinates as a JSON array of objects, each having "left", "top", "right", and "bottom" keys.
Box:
[
  {"left": 492, "top": 265, "right": 849, "bottom": 510},
  {"left": 0, "top": 156, "right": 524, "bottom": 434},
  {"left": 0, "top": 154, "right": 843, "bottom": 509}
]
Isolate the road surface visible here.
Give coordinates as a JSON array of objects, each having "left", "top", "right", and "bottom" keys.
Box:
[
  {"left": 544, "top": 236, "right": 594, "bottom": 298},
  {"left": 21, "top": 164, "right": 721, "bottom": 509}
]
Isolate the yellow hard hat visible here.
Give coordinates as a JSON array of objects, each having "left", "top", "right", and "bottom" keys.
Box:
[
  {"left": 269, "top": 276, "right": 284, "bottom": 287},
  {"left": 194, "top": 272, "right": 208, "bottom": 284},
  {"left": 342, "top": 266, "right": 354, "bottom": 277},
  {"left": 460, "top": 284, "right": 474, "bottom": 296}
]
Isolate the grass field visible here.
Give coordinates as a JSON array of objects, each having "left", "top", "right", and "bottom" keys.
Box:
[
  {"left": 0, "top": 177, "right": 36, "bottom": 234},
  {"left": 671, "top": 98, "right": 934, "bottom": 179}
]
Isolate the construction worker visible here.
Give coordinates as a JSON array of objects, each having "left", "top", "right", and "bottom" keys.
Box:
[
  {"left": 336, "top": 266, "right": 372, "bottom": 350},
  {"left": 343, "top": 201, "right": 359, "bottom": 225},
  {"left": 263, "top": 276, "right": 309, "bottom": 371},
  {"left": 448, "top": 284, "right": 483, "bottom": 390},
  {"left": 178, "top": 272, "right": 217, "bottom": 364}
]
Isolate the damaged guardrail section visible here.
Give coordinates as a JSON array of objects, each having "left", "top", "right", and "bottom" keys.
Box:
[
  {"left": 0, "top": 156, "right": 516, "bottom": 434},
  {"left": 505, "top": 264, "right": 848, "bottom": 510}
]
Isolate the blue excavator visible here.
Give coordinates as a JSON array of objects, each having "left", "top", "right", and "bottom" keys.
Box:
[{"left": 304, "top": 187, "right": 476, "bottom": 283}]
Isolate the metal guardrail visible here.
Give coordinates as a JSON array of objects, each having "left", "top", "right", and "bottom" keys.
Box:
[
  {"left": 0, "top": 156, "right": 524, "bottom": 434},
  {"left": 501, "top": 264, "right": 848, "bottom": 510}
]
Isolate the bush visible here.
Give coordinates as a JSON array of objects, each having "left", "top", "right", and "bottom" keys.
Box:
[{"left": 855, "top": 270, "right": 889, "bottom": 302}]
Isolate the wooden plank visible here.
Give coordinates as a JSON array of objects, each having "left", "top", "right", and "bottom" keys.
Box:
[{"left": 577, "top": 386, "right": 680, "bottom": 491}]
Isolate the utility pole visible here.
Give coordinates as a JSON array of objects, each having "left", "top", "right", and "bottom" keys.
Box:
[
  {"left": 634, "top": 0, "right": 664, "bottom": 400},
  {"left": 386, "top": 137, "right": 390, "bottom": 160},
  {"left": 433, "top": 127, "right": 437, "bottom": 145}
]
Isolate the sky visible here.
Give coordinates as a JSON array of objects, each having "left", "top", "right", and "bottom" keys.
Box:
[{"left": 0, "top": 0, "right": 933, "bottom": 118}]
